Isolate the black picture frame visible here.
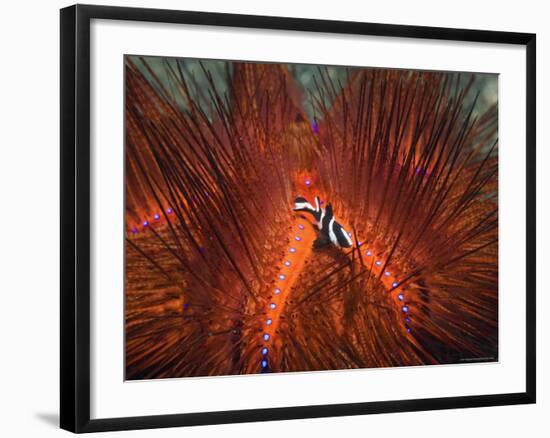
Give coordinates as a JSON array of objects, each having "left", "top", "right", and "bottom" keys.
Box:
[{"left": 60, "top": 4, "right": 536, "bottom": 433}]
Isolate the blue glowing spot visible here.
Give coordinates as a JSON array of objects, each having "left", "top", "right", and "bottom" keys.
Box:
[
  {"left": 274, "top": 288, "right": 281, "bottom": 295},
  {"left": 392, "top": 282, "right": 399, "bottom": 288},
  {"left": 261, "top": 360, "right": 268, "bottom": 368},
  {"left": 305, "top": 179, "right": 312, "bottom": 186},
  {"left": 406, "top": 326, "right": 411, "bottom": 333},
  {"left": 298, "top": 224, "right": 305, "bottom": 230},
  {"left": 402, "top": 305, "right": 409, "bottom": 313},
  {"left": 405, "top": 316, "right": 411, "bottom": 323},
  {"left": 375, "top": 260, "right": 382, "bottom": 266},
  {"left": 266, "top": 319, "right": 273, "bottom": 325},
  {"left": 143, "top": 221, "right": 149, "bottom": 227},
  {"left": 154, "top": 214, "right": 160, "bottom": 220},
  {"left": 166, "top": 207, "right": 173, "bottom": 214},
  {"left": 289, "top": 247, "right": 296, "bottom": 253},
  {"left": 397, "top": 294, "right": 404, "bottom": 301},
  {"left": 295, "top": 236, "right": 301, "bottom": 241},
  {"left": 131, "top": 227, "right": 138, "bottom": 234},
  {"left": 384, "top": 271, "right": 391, "bottom": 276},
  {"left": 348, "top": 232, "right": 353, "bottom": 238},
  {"left": 311, "top": 121, "right": 319, "bottom": 134},
  {"left": 279, "top": 274, "right": 286, "bottom": 280},
  {"left": 366, "top": 250, "right": 372, "bottom": 256},
  {"left": 284, "top": 261, "right": 291, "bottom": 267},
  {"left": 357, "top": 241, "right": 363, "bottom": 246},
  {"left": 263, "top": 333, "right": 270, "bottom": 341},
  {"left": 261, "top": 347, "right": 268, "bottom": 355},
  {"left": 269, "top": 303, "right": 276, "bottom": 309},
  {"left": 183, "top": 303, "right": 189, "bottom": 310}
]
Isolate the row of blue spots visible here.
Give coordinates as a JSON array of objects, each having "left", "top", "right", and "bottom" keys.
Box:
[
  {"left": 363, "top": 247, "right": 412, "bottom": 335},
  {"left": 131, "top": 207, "right": 174, "bottom": 234},
  {"left": 261, "top": 222, "right": 305, "bottom": 372}
]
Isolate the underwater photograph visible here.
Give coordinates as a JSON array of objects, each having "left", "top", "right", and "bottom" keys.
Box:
[{"left": 124, "top": 55, "right": 498, "bottom": 380}]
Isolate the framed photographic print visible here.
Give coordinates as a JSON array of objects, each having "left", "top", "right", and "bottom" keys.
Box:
[{"left": 60, "top": 4, "right": 536, "bottom": 433}]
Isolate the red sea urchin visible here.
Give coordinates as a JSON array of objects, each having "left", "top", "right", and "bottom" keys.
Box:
[{"left": 124, "top": 56, "right": 498, "bottom": 379}]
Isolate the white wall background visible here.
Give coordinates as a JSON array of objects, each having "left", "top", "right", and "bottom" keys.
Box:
[{"left": 0, "top": 0, "right": 545, "bottom": 436}]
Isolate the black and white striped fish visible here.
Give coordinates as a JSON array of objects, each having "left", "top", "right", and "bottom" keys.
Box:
[
  {"left": 293, "top": 196, "right": 323, "bottom": 229},
  {"left": 294, "top": 196, "right": 352, "bottom": 249},
  {"left": 319, "top": 203, "right": 353, "bottom": 248}
]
